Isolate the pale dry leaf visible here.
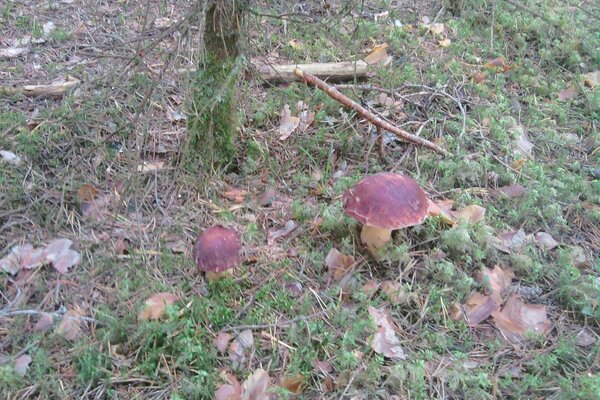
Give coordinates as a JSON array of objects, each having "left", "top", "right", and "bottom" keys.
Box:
[
  {"left": 0, "top": 250, "right": 21, "bottom": 275},
  {"left": 455, "top": 205, "right": 486, "bottom": 225},
  {"left": 81, "top": 193, "right": 113, "bottom": 220},
  {"left": 0, "top": 150, "right": 22, "bottom": 165},
  {"left": 13, "top": 355, "right": 32, "bottom": 377},
  {"left": 368, "top": 306, "right": 406, "bottom": 360},
  {"left": 364, "top": 43, "right": 392, "bottom": 66},
  {"left": 513, "top": 125, "right": 534, "bottom": 159},
  {"left": 14, "top": 244, "right": 45, "bottom": 270},
  {"left": 438, "top": 38, "right": 451, "bottom": 47},
  {"left": 582, "top": 71, "right": 600, "bottom": 88},
  {"left": 267, "top": 220, "right": 298, "bottom": 243},
  {"left": 215, "top": 331, "right": 232, "bottom": 353},
  {"left": 138, "top": 293, "right": 179, "bottom": 321},
  {"left": 362, "top": 279, "right": 380, "bottom": 296},
  {"left": 43, "top": 239, "right": 80, "bottom": 274},
  {"left": 427, "top": 199, "right": 456, "bottom": 225},
  {"left": 491, "top": 294, "right": 552, "bottom": 343},
  {"left": 493, "top": 229, "right": 530, "bottom": 253},
  {"left": 56, "top": 308, "right": 85, "bottom": 341},
  {"left": 463, "top": 291, "right": 501, "bottom": 326},
  {"left": 493, "top": 184, "right": 525, "bottom": 198},
  {"left": 575, "top": 329, "right": 596, "bottom": 347},
  {"left": 215, "top": 385, "right": 240, "bottom": 400},
  {"left": 429, "top": 23, "right": 445, "bottom": 35},
  {"left": 0, "top": 47, "right": 29, "bottom": 59},
  {"left": 137, "top": 161, "right": 165, "bottom": 173},
  {"left": 241, "top": 368, "right": 271, "bottom": 400},
  {"left": 311, "top": 360, "right": 332, "bottom": 373},
  {"left": 228, "top": 330, "right": 254, "bottom": 365},
  {"left": 298, "top": 110, "right": 315, "bottom": 131},
  {"left": 288, "top": 39, "right": 303, "bottom": 49},
  {"left": 533, "top": 232, "right": 559, "bottom": 250},
  {"left": 325, "top": 248, "right": 355, "bottom": 281},
  {"left": 381, "top": 281, "right": 408, "bottom": 305},
  {"left": 278, "top": 104, "right": 300, "bottom": 140}
]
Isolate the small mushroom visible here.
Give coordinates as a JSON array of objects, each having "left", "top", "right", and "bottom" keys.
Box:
[
  {"left": 343, "top": 172, "right": 429, "bottom": 253},
  {"left": 193, "top": 225, "right": 241, "bottom": 280}
]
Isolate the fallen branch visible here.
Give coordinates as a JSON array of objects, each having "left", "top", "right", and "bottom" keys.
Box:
[
  {"left": 178, "top": 61, "right": 369, "bottom": 83},
  {"left": 22, "top": 78, "right": 80, "bottom": 97},
  {"left": 294, "top": 68, "right": 451, "bottom": 156}
]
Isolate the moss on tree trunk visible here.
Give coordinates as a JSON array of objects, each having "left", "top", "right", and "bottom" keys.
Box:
[{"left": 185, "top": 0, "right": 247, "bottom": 172}]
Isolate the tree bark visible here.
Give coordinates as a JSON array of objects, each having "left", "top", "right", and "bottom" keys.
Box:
[{"left": 185, "top": 0, "right": 247, "bottom": 172}]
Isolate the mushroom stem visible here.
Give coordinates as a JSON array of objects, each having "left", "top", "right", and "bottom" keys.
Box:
[
  {"left": 206, "top": 269, "right": 233, "bottom": 281},
  {"left": 360, "top": 225, "right": 392, "bottom": 252}
]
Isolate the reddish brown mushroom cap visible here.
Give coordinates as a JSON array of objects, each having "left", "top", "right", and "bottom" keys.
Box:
[
  {"left": 343, "top": 173, "right": 429, "bottom": 230},
  {"left": 193, "top": 225, "right": 241, "bottom": 273}
]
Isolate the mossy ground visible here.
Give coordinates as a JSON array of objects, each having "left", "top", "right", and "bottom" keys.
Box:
[{"left": 1, "top": 0, "right": 598, "bottom": 399}]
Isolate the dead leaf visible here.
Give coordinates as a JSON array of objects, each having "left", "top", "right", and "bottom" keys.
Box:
[
  {"left": 138, "top": 293, "right": 179, "bottom": 321},
  {"left": 558, "top": 86, "right": 578, "bottom": 101},
  {"left": 533, "top": 232, "right": 559, "bottom": 250},
  {"left": 279, "top": 373, "right": 305, "bottom": 394},
  {"left": 362, "top": 279, "right": 380, "bottom": 296},
  {"left": 575, "top": 329, "right": 596, "bottom": 347},
  {"left": 81, "top": 193, "right": 113, "bottom": 220},
  {"left": 582, "top": 71, "right": 600, "bottom": 88},
  {"left": 325, "top": 248, "right": 355, "bottom": 281},
  {"left": 137, "top": 160, "right": 165, "bottom": 173},
  {"left": 428, "top": 199, "right": 457, "bottom": 225},
  {"left": 471, "top": 72, "right": 486, "bottom": 84},
  {"left": 368, "top": 306, "right": 406, "bottom": 360},
  {"left": 279, "top": 104, "right": 300, "bottom": 140},
  {"left": 223, "top": 188, "right": 249, "bottom": 203},
  {"left": 77, "top": 184, "right": 98, "bottom": 202},
  {"left": 241, "top": 369, "right": 271, "bottom": 400},
  {"left": 0, "top": 150, "right": 22, "bottom": 166},
  {"left": 381, "top": 281, "right": 408, "bottom": 304},
  {"left": 299, "top": 109, "right": 315, "bottom": 131},
  {"left": 216, "top": 370, "right": 242, "bottom": 400},
  {"left": 463, "top": 291, "right": 501, "bottom": 326},
  {"left": 312, "top": 360, "right": 332, "bottom": 373},
  {"left": 477, "top": 265, "right": 514, "bottom": 302},
  {"left": 43, "top": 239, "right": 81, "bottom": 274},
  {"left": 229, "top": 330, "right": 254, "bottom": 365},
  {"left": 288, "top": 39, "right": 303, "bottom": 49},
  {"left": 455, "top": 205, "right": 486, "bottom": 225},
  {"left": 484, "top": 56, "right": 513, "bottom": 72},
  {"left": 493, "top": 184, "right": 525, "bottom": 198},
  {"left": 34, "top": 313, "right": 54, "bottom": 332},
  {"left": 215, "top": 331, "right": 232, "bottom": 353},
  {"left": 491, "top": 294, "right": 552, "bottom": 343},
  {"left": 513, "top": 125, "right": 534, "bottom": 159},
  {"left": 0, "top": 47, "right": 29, "bottom": 59},
  {"left": 267, "top": 220, "right": 298, "bottom": 243},
  {"left": 429, "top": 23, "right": 445, "bottom": 35},
  {"left": 438, "top": 38, "right": 451, "bottom": 47},
  {"left": 13, "top": 355, "right": 32, "bottom": 377},
  {"left": 56, "top": 308, "right": 85, "bottom": 341},
  {"left": 364, "top": 43, "right": 392, "bottom": 66},
  {"left": 493, "top": 229, "right": 530, "bottom": 253},
  {"left": 569, "top": 246, "right": 592, "bottom": 269}
]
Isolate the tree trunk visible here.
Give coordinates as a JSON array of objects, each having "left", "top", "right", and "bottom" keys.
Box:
[{"left": 185, "top": 0, "right": 247, "bottom": 172}]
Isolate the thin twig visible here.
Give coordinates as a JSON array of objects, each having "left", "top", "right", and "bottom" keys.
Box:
[
  {"left": 0, "top": 309, "right": 103, "bottom": 325},
  {"left": 295, "top": 69, "right": 451, "bottom": 156}
]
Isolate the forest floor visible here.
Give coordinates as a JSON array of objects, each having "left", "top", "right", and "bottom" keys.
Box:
[{"left": 1, "top": 0, "right": 599, "bottom": 399}]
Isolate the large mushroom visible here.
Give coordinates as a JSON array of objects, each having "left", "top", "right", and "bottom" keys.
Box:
[
  {"left": 193, "top": 225, "right": 241, "bottom": 280},
  {"left": 343, "top": 173, "right": 429, "bottom": 253}
]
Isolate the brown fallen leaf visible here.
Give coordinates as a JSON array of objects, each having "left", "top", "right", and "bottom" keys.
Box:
[
  {"left": 279, "top": 104, "right": 300, "bottom": 140},
  {"left": 364, "top": 43, "right": 392, "bottom": 66},
  {"left": 312, "top": 360, "right": 332, "bottom": 373},
  {"left": 558, "top": 86, "right": 578, "bottom": 101},
  {"left": 455, "top": 205, "right": 486, "bottom": 225},
  {"left": 77, "top": 184, "right": 98, "bottom": 203},
  {"left": 381, "top": 281, "right": 408, "bottom": 304},
  {"left": 463, "top": 291, "right": 501, "bottom": 326},
  {"left": 362, "top": 279, "right": 380, "bottom": 296},
  {"left": 279, "top": 373, "right": 305, "bottom": 394},
  {"left": 368, "top": 306, "right": 406, "bottom": 360},
  {"left": 477, "top": 265, "right": 514, "bottom": 302},
  {"left": 533, "top": 232, "right": 559, "bottom": 250},
  {"left": 222, "top": 188, "right": 249, "bottom": 203},
  {"left": 493, "top": 184, "right": 525, "bottom": 198},
  {"left": 325, "top": 248, "right": 355, "bottom": 281},
  {"left": 216, "top": 370, "right": 242, "bottom": 400},
  {"left": 56, "top": 307, "right": 85, "bottom": 341},
  {"left": 484, "top": 56, "right": 513, "bottom": 72},
  {"left": 427, "top": 198, "right": 456, "bottom": 225},
  {"left": 214, "top": 331, "right": 232, "bottom": 353},
  {"left": 34, "top": 312, "right": 55, "bottom": 332},
  {"left": 228, "top": 329, "right": 254, "bottom": 366},
  {"left": 491, "top": 294, "right": 552, "bottom": 343},
  {"left": 493, "top": 229, "right": 530, "bottom": 253},
  {"left": 138, "top": 293, "right": 179, "bottom": 321},
  {"left": 13, "top": 354, "right": 32, "bottom": 377},
  {"left": 582, "top": 71, "right": 600, "bottom": 88},
  {"left": 43, "top": 239, "right": 81, "bottom": 274},
  {"left": 471, "top": 71, "right": 486, "bottom": 84},
  {"left": 241, "top": 368, "right": 271, "bottom": 400}
]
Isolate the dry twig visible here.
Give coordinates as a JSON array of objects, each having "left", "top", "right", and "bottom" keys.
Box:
[{"left": 294, "top": 68, "right": 451, "bottom": 156}]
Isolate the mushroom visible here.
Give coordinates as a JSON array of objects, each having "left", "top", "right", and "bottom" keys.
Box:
[
  {"left": 343, "top": 172, "right": 429, "bottom": 253},
  {"left": 193, "top": 225, "right": 241, "bottom": 280}
]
